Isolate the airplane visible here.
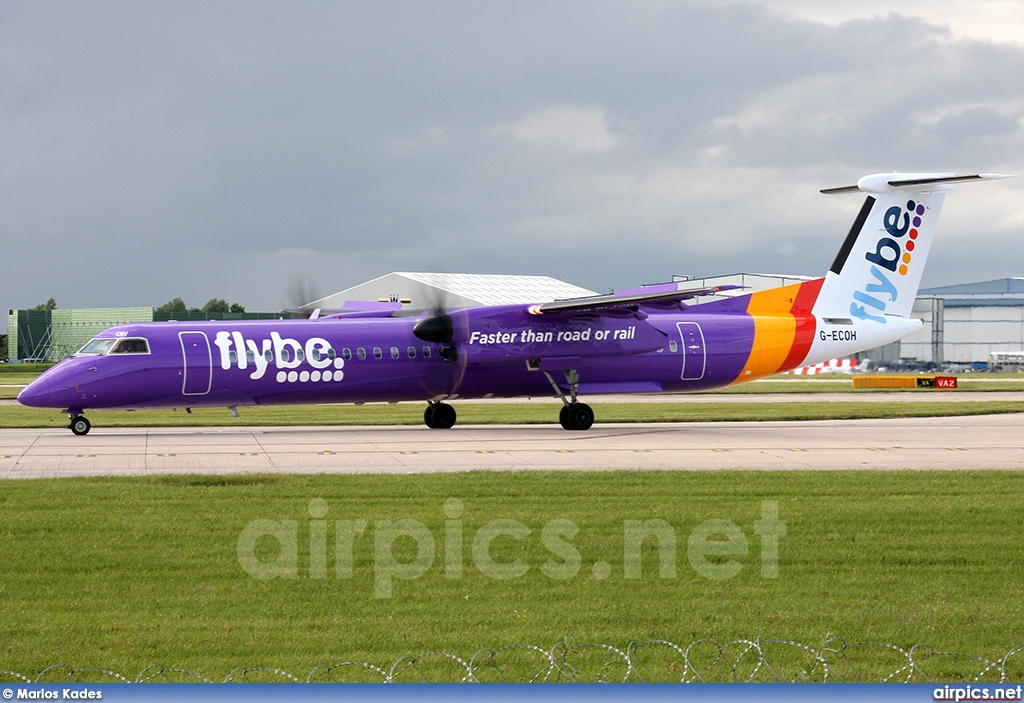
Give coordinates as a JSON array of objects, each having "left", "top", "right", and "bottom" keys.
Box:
[{"left": 18, "top": 172, "right": 1013, "bottom": 435}]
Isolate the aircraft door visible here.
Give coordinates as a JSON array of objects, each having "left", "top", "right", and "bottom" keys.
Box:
[
  {"left": 676, "top": 322, "right": 706, "bottom": 381},
  {"left": 179, "top": 331, "right": 212, "bottom": 396}
]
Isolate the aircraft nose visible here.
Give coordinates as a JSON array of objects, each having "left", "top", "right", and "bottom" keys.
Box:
[{"left": 17, "top": 378, "right": 74, "bottom": 409}]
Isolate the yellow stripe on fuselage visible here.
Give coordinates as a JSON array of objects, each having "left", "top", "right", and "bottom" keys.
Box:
[{"left": 730, "top": 283, "right": 801, "bottom": 385}]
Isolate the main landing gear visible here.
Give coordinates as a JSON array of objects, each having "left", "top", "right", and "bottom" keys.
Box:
[
  {"left": 544, "top": 368, "right": 594, "bottom": 431},
  {"left": 558, "top": 402, "right": 594, "bottom": 431},
  {"left": 423, "top": 366, "right": 596, "bottom": 431},
  {"left": 69, "top": 414, "right": 91, "bottom": 436},
  {"left": 424, "top": 402, "right": 457, "bottom": 429}
]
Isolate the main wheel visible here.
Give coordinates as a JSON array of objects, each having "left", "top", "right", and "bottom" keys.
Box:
[
  {"left": 564, "top": 403, "right": 594, "bottom": 431},
  {"left": 432, "top": 403, "right": 457, "bottom": 429},
  {"left": 559, "top": 404, "right": 570, "bottom": 429},
  {"left": 424, "top": 405, "right": 438, "bottom": 428},
  {"left": 425, "top": 403, "right": 457, "bottom": 429},
  {"left": 70, "top": 415, "right": 91, "bottom": 436}
]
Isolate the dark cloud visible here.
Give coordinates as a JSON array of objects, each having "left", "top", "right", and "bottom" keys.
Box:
[{"left": 1, "top": 0, "right": 1021, "bottom": 322}]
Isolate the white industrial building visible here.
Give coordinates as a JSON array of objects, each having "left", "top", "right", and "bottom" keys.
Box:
[
  {"left": 671, "top": 271, "right": 818, "bottom": 293},
  {"left": 308, "top": 272, "right": 598, "bottom": 312},
  {"left": 900, "top": 278, "right": 1024, "bottom": 367}
]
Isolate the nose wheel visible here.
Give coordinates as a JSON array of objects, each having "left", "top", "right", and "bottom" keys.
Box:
[{"left": 69, "top": 415, "right": 91, "bottom": 436}]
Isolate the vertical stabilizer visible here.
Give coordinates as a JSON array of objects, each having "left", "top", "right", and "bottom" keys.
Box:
[{"left": 812, "top": 172, "right": 1012, "bottom": 322}]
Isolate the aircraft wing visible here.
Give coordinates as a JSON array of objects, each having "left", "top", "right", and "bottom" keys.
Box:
[
  {"left": 279, "top": 301, "right": 404, "bottom": 319},
  {"left": 526, "top": 285, "right": 739, "bottom": 315}
]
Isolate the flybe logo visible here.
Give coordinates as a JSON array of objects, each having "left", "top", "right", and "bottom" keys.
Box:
[
  {"left": 213, "top": 331, "right": 344, "bottom": 383},
  {"left": 850, "top": 199, "right": 925, "bottom": 324}
]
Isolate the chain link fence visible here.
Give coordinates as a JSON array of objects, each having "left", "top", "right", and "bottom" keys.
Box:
[{"left": 2, "top": 639, "right": 1022, "bottom": 684}]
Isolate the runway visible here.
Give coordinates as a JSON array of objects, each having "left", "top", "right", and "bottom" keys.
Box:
[{"left": 1, "top": 414, "right": 1021, "bottom": 478}]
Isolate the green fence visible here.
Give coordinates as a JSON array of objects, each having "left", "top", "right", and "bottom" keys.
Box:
[{"left": 7, "top": 308, "right": 302, "bottom": 362}]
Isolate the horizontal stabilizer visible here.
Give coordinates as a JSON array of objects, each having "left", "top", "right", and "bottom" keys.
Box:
[
  {"left": 527, "top": 285, "right": 740, "bottom": 315},
  {"left": 822, "top": 172, "right": 1015, "bottom": 195}
]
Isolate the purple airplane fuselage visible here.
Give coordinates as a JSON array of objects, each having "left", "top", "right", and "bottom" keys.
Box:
[
  {"left": 20, "top": 171, "right": 1010, "bottom": 433},
  {"left": 21, "top": 299, "right": 770, "bottom": 414}
]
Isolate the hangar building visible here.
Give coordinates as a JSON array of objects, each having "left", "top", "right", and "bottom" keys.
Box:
[
  {"left": 308, "top": 272, "right": 598, "bottom": 312},
  {"left": 900, "top": 278, "right": 1024, "bottom": 367}
]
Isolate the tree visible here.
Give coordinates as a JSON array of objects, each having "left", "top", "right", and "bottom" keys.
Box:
[
  {"left": 0, "top": 333, "right": 8, "bottom": 361},
  {"left": 201, "top": 298, "right": 230, "bottom": 313},
  {"left": 32, "top": 298, "right": 57, "bottom": 311},
  {"left": 155, "top": 297, "right": 245, "bottom": 314},
  {"left": 155, "top": 298, "right": 188, "bottom": 313}
]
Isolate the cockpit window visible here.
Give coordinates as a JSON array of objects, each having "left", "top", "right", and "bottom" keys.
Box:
[
  {"left": 77, "top": 337, "right": 150, "bottom": 355},
  {"left": 110, "top": 338, "right": 150, "bottom": 354},
  {"left": 78, "top": 338, "right": 117, "bottom": 355}
]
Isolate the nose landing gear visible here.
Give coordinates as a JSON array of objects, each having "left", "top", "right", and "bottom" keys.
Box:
[{"left": 69, "top": 414, "right": 91, "bottom": 436}]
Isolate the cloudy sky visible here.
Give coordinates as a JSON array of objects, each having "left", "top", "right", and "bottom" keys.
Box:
[{"left": 2, "top": 0, "right": 1022, "bottom": 329}]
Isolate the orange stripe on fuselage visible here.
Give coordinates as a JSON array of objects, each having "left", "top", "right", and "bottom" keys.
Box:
[
  {"left": 779, "top": 277, "right": 824, "bottom": 371},
  {"left": 732, "top": 279, "right": 824, "bottom": 384}
]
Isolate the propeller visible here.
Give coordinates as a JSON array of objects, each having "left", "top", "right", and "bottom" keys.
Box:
[
  {"left": 284, "top": 273, "right": 327, "bottom": 318},
  {"left": 413, "top": 284, "right": 456, "bottom": 355},
  {"left": 413, "top": 285, "right": 468, "bottom": 395},
  {"left": 412, "top": 311, "right": 453, "bottom": 345}
]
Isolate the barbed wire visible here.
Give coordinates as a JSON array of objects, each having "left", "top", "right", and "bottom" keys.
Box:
[{"left": 1, "top": 639, "right": 1021, "bottom": 684}]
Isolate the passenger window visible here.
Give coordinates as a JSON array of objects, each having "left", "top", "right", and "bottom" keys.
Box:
[
  {"left": 328, "top": 348, "right": 337, "bottom": 360},
  {"left": 357, "top": 347, "right": 366, "bottom": 360},
  {"left": 373, "top": 347, "right": 383, "bottom": 360},
  {"left": 423, "top": 346, "right": 431, "bottom": 358},
  {"left": 265, "top": 349, "right": 274, "bottom": 362},
  {"left": 407, "top": 346, "right": 416, "bottom": 359},
  {"left": 342, "top": 348, "right": 351, "bottom": 361},
  {"left": 297, "top": 349, "right": 305, "bottom": 361},
  {"left": 281, "top": 348, "right": 292, "bottom": 362},
  {"left": 669, "top": 340, "right": 678, "bottom": 353},
  {"left": 391, "top": 346, "right": 400, "bottom": 359},
  {"left": 246, "top": 350, "right": 255, "bottom": 363},
  {"left": 229, "top": 350, "right": 238, "bottom": 363}
]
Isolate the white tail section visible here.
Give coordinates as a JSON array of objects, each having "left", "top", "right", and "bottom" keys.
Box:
[{"left": 812, "top": 172, "right": 1013, "bottom": 322}]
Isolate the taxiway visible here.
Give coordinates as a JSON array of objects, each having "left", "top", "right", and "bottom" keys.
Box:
[{"left": 1, "top": 413, "right": 1021, "bottom": 479}]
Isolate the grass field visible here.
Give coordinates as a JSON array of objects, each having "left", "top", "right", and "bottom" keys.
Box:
[
  {"left": 1, "top": 471, "right": 1022, "bottom": 682},
  {"left": 3, "top": 364, "right": 1022, "bottom": 682}
]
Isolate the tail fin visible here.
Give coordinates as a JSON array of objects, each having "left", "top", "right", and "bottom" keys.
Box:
[{"left": 812, "top": 172, "right": 1013, "bottom": 322}]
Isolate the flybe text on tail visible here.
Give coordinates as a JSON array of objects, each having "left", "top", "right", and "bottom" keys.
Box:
[{"left": 852, "top": 198, "right": 928, "bottom": 323}]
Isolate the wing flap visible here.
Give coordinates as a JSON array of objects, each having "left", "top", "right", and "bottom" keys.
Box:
[{"left": 526, "top": 285, "right": 740, "bottom": 315}]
